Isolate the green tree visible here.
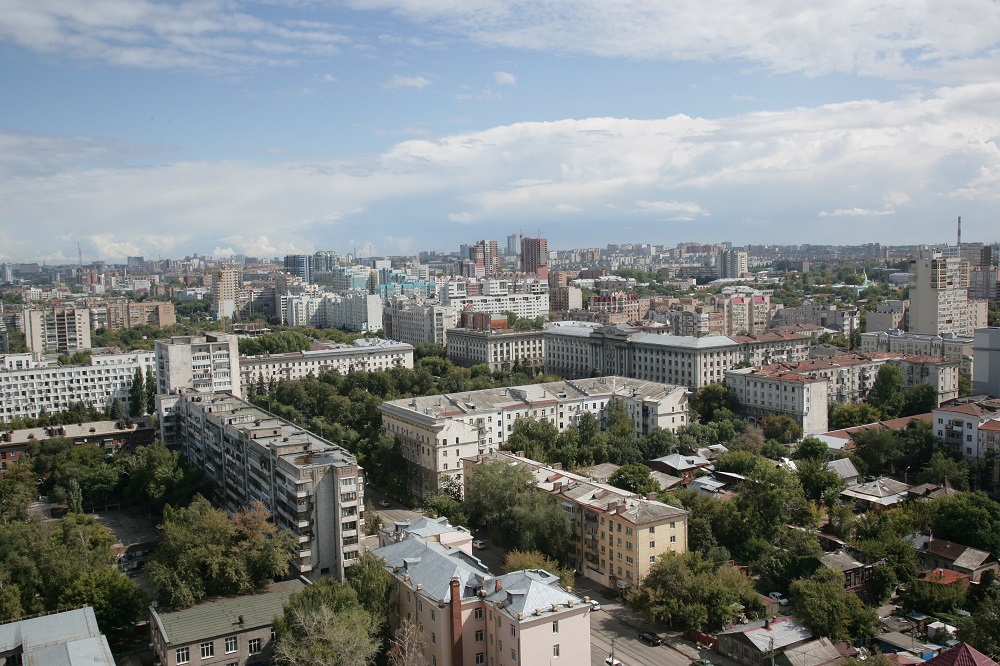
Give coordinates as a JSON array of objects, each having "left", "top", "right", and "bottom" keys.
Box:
[
  {"left": 901, "top": 383, "right": 938, "bottom": 417},
  {"left": 868, "top": 365, "right": 905, "bottom": 419},
  {"left": 829, "top": 402, "right": 882, "bottom": 429},
  {"left": 851, "top": 427, "right": 901, "bottom": 476},
  {"left": 902, "top": 577, "right": 967, "bottom": 615},
  {"left": 797, "top": 457, "right": 847, "bottom": 504},
  {"left": 0, "top": 460, "right": 37, "bottom": 522},
  {"left": 128, "top": 366, "right": 146, "bottom": 417},
  {"left": 761, "top": 414, "right": 803, "bottom": 444},
  {"left": 116, "top": 441, "right": 203, "bottom": 510},
  {"left": 107, "top": 397, "right": 127, "bottom": 420},
  {"left": 789, "top": 566, "right": 877, "bottom": 640},
  {"left": 273, "top": 579, "right": 381, "bottom": 666},
  {"left": 145, "top": 366, "right": 157, "bottom": 410},
  {"left": 345, "top": 549, "right": 392, "bottom": 621},
  {"left": 929, "top": 492, "right": 1000, "bottom": 556},
  {"left": 917, "top": 451, "right": 970, "bottom": 490},
  {"left": 736, "top": 461, "right": 811, "bottom": 540},
  {"left": 794, "top": 437, "right": 829, "bottom": 461},
  {"left": 691, "top": 383, "right": 738, "bottom": 424},
  {"left": 58, "top": 567, "right": 148, "bottom": 638},
  {"left": 504, "top": 550, "right": 575, "bottom": 589},
  {"left": 957, "top": 592, "right": 1000, "bottom": 660},
  {"left": 608, "top": 464, "right": 660, "bottom": 495}
]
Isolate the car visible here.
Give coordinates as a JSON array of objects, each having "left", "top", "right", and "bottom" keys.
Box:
[
  {"left": 638, "top": 631, "right": 663, "bottom": 646},
  {"left": 589, "top": 599, "right": 601, "bottom": 611},
  {"left": 769, "top": 591, "right": 790, "bottom": 606},
  {"left": 694, "top": 659, "right": 715, "bottom": 666},
  {"left": 605, "top": 658, "right": 624, "bottom": 666},
  {"left": 377, "top": 500, "right": 390, "bottom": 508},
  {"left": 473, "top": 539, "right": 486, "bottom": 549}
]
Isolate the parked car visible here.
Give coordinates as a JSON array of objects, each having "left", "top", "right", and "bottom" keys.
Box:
[
  {"left": 377, "top": 500, "right": 390, "bottom": 507},
  {"left": 605, "top": 658, "right": 624, "bottom": 666},
  {"left": 589, "top": 599, "right": 601, "bottom": 611},
  {"left": 769, "top": 591, "right": 790, "bottom": 606},
  {"left": 694, "top": 659, "right": 715, "bottom": 666},
  {"left": 473, "top": 539, "right": 486, "bottom": 549},
  {"left": 638, "top": 631, "right": 663, "bottom": 646}
]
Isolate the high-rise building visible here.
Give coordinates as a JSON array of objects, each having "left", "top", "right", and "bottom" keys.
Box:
[
  {"left": 213, "top": 268, "right": 240, "bottom": 320},
  {"left": 23, "top": 307, "right": 92, "bottom": 354},
  {"left": 506, "top": 233, "right": 519, "bottom": 257},
  {"left": 973, "top": 327, "right": 1000, "bottom": 397},
  {"left": 908, "top": 254, "right": 973, "bottom": 336},
  {"left": 717, "top": 249, "right": 749, "bottom": 279},
  {"left": 470, "top": 239, "right": 500, "bottom": 277},
  {"left": 521, "top": 236, "right": 549, "bottom": 277},
  {"left": 154, "top": 333, "right": 242, "bottom": 398},
  {"left": 313, "top": 250, "right": 338, "bottom": 273},
  {"left": 284, "top": 254, "right": 314, "bottom": 284}
]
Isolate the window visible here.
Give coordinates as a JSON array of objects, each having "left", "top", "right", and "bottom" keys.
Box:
[
  {"left": 498, "top": 640, "right": 502, "bottom": 653},
  {"left": 476, "top": 630, "right": 485, "bottom": 642},
  {"left": 248, "top": 638, "right": 262, "bottom": 654},
  {"left": 476, "top": 654, "right": 485, "bottom": 665},
  {"left": 176, "top": 648, "right": 190, "bottom": 664},
  {"left": 432, "top": 632, "right": 437, "bottom": 645},
  {"left": 511, "top": 649, "right": 517, "bottom": 661},
  {"left": 650, "top": 556, "right": 656, "bottom": 563},
  {"left": 552, "top": 620, "right": 559, "bottom": 634},
  {"left": 200, "top": 642, "right": 214, "bottom": 659},
  {"left": 553, "top": 644, "right": 561, "bottom": 657},
  {"left": 225, "top": 636, "right": 237, "bottom": 653},
  {"left": 431, "top": 610, "right": 436, "bottom": 621},
  {"left": 475, "top": 607, "right": 483, "bottom": 620},
  {"left": 670, "top": 536, "right": 676, "bottom": 543},
  {"left": 650, "top": 541, "right": 655, "bottom": 548},
  {"left": 510, "top": 625, "right": 516, "bottom": 637}
]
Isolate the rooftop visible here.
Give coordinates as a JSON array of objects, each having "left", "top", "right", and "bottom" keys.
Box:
[{"left": 0, "top": 606, "right": 115, "bottom": 666}]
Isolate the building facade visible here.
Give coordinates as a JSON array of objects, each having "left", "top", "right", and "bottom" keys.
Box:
[
  {"left": 382, "top": 296, "right": 459, "bottom": 346},
  {"left": 725, "top": 367, "right": 830, "bottom": 435},
  {"left": 24, "top": 307, "right": 92, "bottom": 354},
  {"left": 861, "top": 330, "right": 973, "bottom": 376},
  {"left": 909, "top": 255, "right": 975, "bottom": 336},
  {"left": 157, "top": 391, "right": 364, "bottom": 579},
  {"left": 446, "top": 328, "right": 545, "bottom": 371},
  {"left": 380, "top": 376, "right": 689, "bottom": 499},
  {"left": 155, "top": 333, "right": 242, "bottom": 398},
  {"left": 520, "top": 236, "right": 549, "bottom": 277},
  {"left": 770, "top": 304, "right": 860, "bottom": 336},
  {"left": 973, "top": 327, "right": 1000, "bottom": 397},
  {"left": 240, "top": 339, "right": 414, "bottom": 388}
]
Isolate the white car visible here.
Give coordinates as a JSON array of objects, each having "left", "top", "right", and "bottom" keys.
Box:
[
  {"left": 473, "top": 539, "right": 486, "bottom": 549},
  {"left": 605, "top": 658, "right": 624, "bottom": 666},
  {"left": 377, "top": 500, "right": 390, "bottom": 508},
  {"left": 589, "top": 599, "right": 601, "bottom": 611},
  {"left": 769, "top": 592, "right": 790, "bottom": 606}
]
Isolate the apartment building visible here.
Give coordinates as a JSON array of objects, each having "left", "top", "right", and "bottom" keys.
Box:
[
  {"left": 240, "top": 338, "right": 414, "bottom": 387},
  {"left": 861, "top": 330, "right": 974, "bottom": 376},
  {"left": 718, "top": 249, "right": 749, "bottom": 279},
  {"left": 706, "top": 288, "right": 771, "bottom": 336},
  {"left": 150, "top": 579, "right": 306, "bottom": 666},
  {"left": 770, "top": 304, "right": 860, "bottom": 336},
  {"left": 441, "top": 292, "right": 550, "bottom": 320},
  {"left": 379, "top": 376, "right": 689, "bottom": 499},
  {"left": 588, "top": 291, "right": 643, "bottom": 321},
  {"left": 91, "top": 299, "right": 176, "bottom": 331},
  {"left": 908, "top": 255, "right": 974, "bottom": 336},
  {"left": 0, "top": 417, "right": 154, "bottom": 476},
  {"left": 374, "top": 530, "right": 591, "bottom": 666},
  {"left": 549, "top": 285, "right": 583, "bottom": 313},
  {"left": 725, "top": 367, "right": 830, "bottom": 435},
  {"left": 382, "top": 296, "right": 459, "bottom": 346},
  {"left": 158, "top": 391, "right": 364, "bottom": 579},
  {"left": 213, "top": 268, "right": 240, "bottom": 320},
  {"left": 284, "top": 291, "right": 382, "bottom": 332},
  {"left": 932, "top": 397, "right": 1000, "bottom": 463},
  {"left": 23, "top": 307, "right": 92, "bottom": 353},
  {"left": 155, "top": 333, "right": 242, "bottom": 398},
  {"left": 543, "top": 322, "right": 812, "bottom": 390},
  {"left": 865, "top": 300, "right": 909, "bottom": 333},
  {"left": 973, "top": 327, "right": 1000, "bottom": 397},
  {"left": 462, "top": 452, "right": 689, "bottom": 590},
  {"left": 446, "top": 328, "right": 545, "bottom": 371},
  {"left": 0, "top": 350, "right": 155, "bottom": 421}
]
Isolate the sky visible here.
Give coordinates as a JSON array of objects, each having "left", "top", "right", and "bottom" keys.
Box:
[{"left": 1, "top": 1, "right": 1000, "bottom": 263}]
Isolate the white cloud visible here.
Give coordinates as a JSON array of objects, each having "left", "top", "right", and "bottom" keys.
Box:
[
  {"left": 3, "top": 82, "right": 1000, "bottom": 259},
  {"left": 382, "top": 74, "right": 432, "bottom": 89},
  {"left": 346, "top": 0, "right": 1000, "bottom": 82},
  {"left": 494, "top": 71, "right": 517, "bottom": 86}
]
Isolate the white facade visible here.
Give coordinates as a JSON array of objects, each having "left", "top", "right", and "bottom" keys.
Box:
[
  {"left": 441, "top": 292, "right": 550, "bottom": 320},
  {"left": 0, "top": 350, "right": 154, "bottom": 421},
  {"left": 161, "top": 391, "right": 364, "bottom": 580},
  {"left": 382, "top": 296, "right": 459, "bottom": 346},
  {"left": 725, "top": 367, "right": 830, "bottom": 435},
  {"left": 284, "top": 291, "right": 382, "bottom": 332},
  {"left": 24, "top": 307, "right": 92, "bottom": 354},
  {"left": 909, "top": 256, "right": 974, "bottom": 336},
  {"left": 240, "top": 339, "right": 414, "bottom": 387},
  {"left": 861, "top": 330, "right": 973, "bottom": 376},
  {"left": 446, "top": 328, "right": 545, "bottom": 371},
  {"left": 932, "top": 399, "right": 1000, "bottom": 462},
  {"left": 380, "top": 376, "right": 689, "bottom": 499},
  {"left": 154, "top": 333, "right": 242, "bottom": 398}
]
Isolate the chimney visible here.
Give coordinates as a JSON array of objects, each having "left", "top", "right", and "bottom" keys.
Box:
[
  {"left": 765, "top": 618, "right": 771, "bottom": 630},
  {"left": 646, "top": 492, "right": 657, "bottom": 501},
  {"left": 449, "top": 579, "right": 463, "bottom": 666},
  {"left": 495, "top": 579, "right": 502, "bottom": 593}
]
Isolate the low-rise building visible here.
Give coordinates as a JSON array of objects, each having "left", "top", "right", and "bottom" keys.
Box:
[
  {"left": 904, "top": 533, "right": 1000, "bottom": 582},
  {"left": 157, "top": 391, "right": 364, "bottom": 580},
  {"left": 0, "top": 606, "right": 116, "bottom": 666},
  {"left": 380, "top": 377, "right": 689, "bottom": 499},
  {"left": 446, "top": 327, "right": 544, "bottom": 371},
  {"left": 932, "top": 398, "right": 1000, "bottom": 462},
  {"left": 239, "top": 338, "right": 413, "bottom": 388},
  {"left": 150, "top": 579, "right": 306, "bottom": 666},
  {"left": 771, "top": 304, "right": 860, "bottom": 336},
  {"left": 718, "top": 616, "right": 814, "bottom": 666},
  {"left": 462, "top": 452, "right": 689, "bottom": 591},
  {"left": 861, "top": 330, "right": 973, "bottom": 377}
]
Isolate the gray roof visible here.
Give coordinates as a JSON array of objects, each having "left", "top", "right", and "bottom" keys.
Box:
[
  {"left": 388, "top": 516, "right": 471, "bottom": 540},
  {"left": 721, "top": 616, "right": 813, "bottom": 652},
  {"left": 484, "top": 569, "right": 583, "bottom": 622},
  {"left": 826, "top": 458, "right": 860, "bottom": 482},
  {"left": 631, "top": 332, "right": 739, "bottom": 349},
  {"left": 0, "top": 607, "right": 115, "bottom": 666},
  {"left": 374, "top": 537, "right": 491, "bottom": 604},
  {"left": 651, "top": 453, "right": 711, "bottom": 470},
  {"left": 152, "top": 579, "right": 305, "bottom": 646},
  {"left": 820, "top": 550, "right": 865, "bottom": 572},
  {"left": 777, "top": 637, "right": 845, "bottom": 666}
]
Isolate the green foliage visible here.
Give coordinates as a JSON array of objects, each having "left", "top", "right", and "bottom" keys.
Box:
[
  {"left": 504, "top": 550, "right": 575, "bottom": 589},
  {"left": 917, "top": 451, "right": 970, "bottom": 490},
  {"left": 147, "top": 496, "right": 296, "bottom": 608},
  {"left": 957, "top": 590, "right": 1000, "bottom": 660},
  {"left": 691, "top": 382, "right": 739, "bottom": 424},
  {"left": 128, "top": 366, "right": 147, "bottom": 416},
  {"left": 628, "top": 552, "right": 763, "bottom": 631},
  {"left": 789, "top": 566, "right": 877, "bottom": 640},
  {"left": 57, "top": 350, "right": 92, "bottom": 366},
  {"left": 0, "top": 460, "right": 36, "bottom": 522},
  {"left": 929, "top": 492, "right": 1000, "bottom": 556},
  {"left": 273, "top": 579, "right": 381, "bottom": 666},
  {"left": 901, "top": 383, "right": 938, "bottom": 417},
  {"left": 238, "top": 330, "right": 313, "bottom": 356},
  {"left": 608, "top": 464, "right": 661, "bottom": 495},
  {"left": 797, "top": 456, "right": 847, "bottom": 504},
  {"left": 761, "top": 414, "right": 802, "bottom": 444},
  {"left": 868, "top": 365, "right": 905, "bottom": 419},
  {"left": 902, "top": 578, "right": 967, "bottom": 615},
  {"left": 345, "top": 549, "right": 392, "bottom": 621},
  {"left": 794, "top": 437, "right": 829, "bottom": 461},
  {"left": 412, "top": 342, "right": 446, "bottom": 360},
  {"left": 59, "top": 567, "right": 148, "bottom": 638},
  {"left": 829, "top": 402, "right": 882, "bottom": 430},
  {"left": 735, "top": 460, "right": 812, "bottom": 541}
]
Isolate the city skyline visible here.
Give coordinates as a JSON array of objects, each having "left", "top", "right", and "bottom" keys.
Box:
[{"left": 2, "top": 1, "right": 1000, "bottom": 262}]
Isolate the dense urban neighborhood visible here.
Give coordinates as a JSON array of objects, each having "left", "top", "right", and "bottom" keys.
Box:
[{"left": 1, "top": 238, "right": 1000, "bottom": 666}]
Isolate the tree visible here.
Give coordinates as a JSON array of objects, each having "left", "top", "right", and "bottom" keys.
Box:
[
  {"left": 789, "top": 566, "right": 877, "bottom": 640},
  {"left": 691, "top": 383, "right": 738, "bottom": 424},
  {"left": 58, "top": 567, "right": 148, "bottom": 638},
  {"left": 829, "top": 402, "right": 882, "bottom": 429},
  {"left": 761, "top": 414, "right": 802, "bottom": 444},
  {"left": 917, "top": 451, "right": 970, "bottom": 490},
  {"left": 929, "top": 492, "right": 1000, "bottom": 556},
  {"left": 145, "top": 366, "right": 157, "bottom": 410},
  {"left": 736, "top": 461, "right": 811, "bottom": 540},
  {"left": 387, "top": 619, "right": 429, "bottom": 666},
  {"left": 504, "top": 550, "right": 575, "bottom": 589},
  {"left": 129, "top": 366, "right": 147, "bottom": 417},
  {"left": 901, "top": 383, "right": 937, "bottom": 417},
  {"left": 797, "top": 457, "right": 847, "bottom": 504},
  {"left": 902, "top": 577, "right": 967, "bottom": 615},
  {"left": 608, "top": 464, "right": 660, "bottom": 495},
  {"left": 851, "top": 427, "right": 901, "bottom": 476},
  {"left": 345, "top": 549, "right": 392, "bottom": 620},
  {"left": 107, "top": 397, "right": 126, "bottom": 420},
  {"left": 0, "top": 460, "right": 37, "bottom": 522},
  {"left": 868, "top": 365, "right": 905, "bottom": 419},
  {"left": 116, "top": 441, "right": 202, "bottom": 510},
  {"left": 794, "top": 437, "right": 829, "bottom": 461},
  {"left": 957, "top": 592, "right": 1000, "bottom": 660},
  {"left": 273, "top": 579, "right": 381, "bottom": 666}
]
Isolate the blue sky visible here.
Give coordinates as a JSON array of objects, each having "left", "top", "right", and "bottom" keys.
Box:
[{"left": 2, "top": 1, "right": 999, "bottom": 262}]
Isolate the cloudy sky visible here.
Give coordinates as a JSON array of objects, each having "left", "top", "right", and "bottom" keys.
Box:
[{"left": 2, "top": 1, "right": 999, "bottom": 262}]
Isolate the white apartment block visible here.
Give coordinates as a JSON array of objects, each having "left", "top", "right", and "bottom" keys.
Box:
[
  {"left": 158, "top": 391, "right": 364, "bottom": 580},
  {"left": 770, "top": 304, "right": 860, "bottom": 336},
  {"left": 973, "top": 327, "right": 1000, "bottom": 397},
  {"left": 725, "top": 367, "right": 830, "bottom": 435},
  {"left": 284, "top": 291, "right": 382, "bottom": 332},
  {"left": 24, "top": 307, "right": 92, "bottom": 354},
  {"left": 240, "top": 339, "right": 414, "bottom": 387},
  {"left": 379, "top": 376, "right": 689, "bottom": 499},
  {"left": 706, "top": 287, "right": 771, "bottom": 336},
  {"left": 908, "top": 255, "right": 975, "bottom": 336},
  {"left": 463, "top": 452, "right": 689, "bottom": 590},
  {"left": 446, "top": 328, "right": 545, "bottom": 371},
  {"left": 441, "top": 292, "right": 550, "bottom": 320},
  {"left": 932, "top": 398, "right": 1000, "bottom": 463},
  {"left": 382, "top": 296, "right": 459, "bottom": 346},
  {"left": 861, "top": 330, "right": 973, "bottom": 376},
  {"left": 0, "top": 350, "right": 155, "bottom": 421},
  {"left": 544, "top": 322, "right": 812, "bottom": 390},
  {"left": 155, "top": 333, "right": 242, "bottom": 398},
  {"left": 374, "top": 529, "right": 591, "bottom": 666},
  {"left": 865, "top": 300, "right": 909, "bottom": 333}
]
